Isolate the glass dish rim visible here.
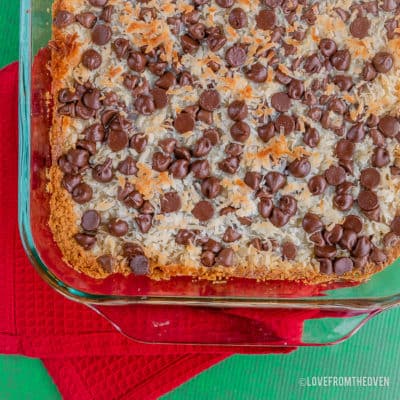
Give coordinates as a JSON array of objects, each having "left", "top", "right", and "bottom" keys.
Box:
[{"left": 18, "top": 0, "right": 400, "bottom": 311}]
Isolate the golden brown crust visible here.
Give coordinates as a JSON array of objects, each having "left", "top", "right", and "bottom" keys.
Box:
[{"left": 48, "top": 0, "right": 400, "bottom": 283}]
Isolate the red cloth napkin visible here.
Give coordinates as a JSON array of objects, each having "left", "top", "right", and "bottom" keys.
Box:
[{"left": 0, "top": 61, "right": 318, "bottom": 399}]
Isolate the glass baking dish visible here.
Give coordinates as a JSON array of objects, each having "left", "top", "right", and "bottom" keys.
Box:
[{"left": 18, "top": 0, "right": 400, "bottom": 347}]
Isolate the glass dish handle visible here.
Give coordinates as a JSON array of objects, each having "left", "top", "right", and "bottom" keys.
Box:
[{"left": 89, "top": 304, "right": 387, "bottom": 347}]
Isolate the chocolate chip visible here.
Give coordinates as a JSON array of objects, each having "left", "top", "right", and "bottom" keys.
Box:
[
  {"left": 288, "top": 158, "right": 311, "bottom": 178},
  {"left": 282, "top": 241, "right": 297, "bottom": 260},
  {"left": 385, "top": 18, "right": 398, "bottom": 39},
  {"left": 192, "top": 201, "right": 214, "bottom": 221},
  {"left": 336, "top": 181, "right": 354, "bottom": 196},
  {"left": 330, "top": 49, "right": 351, "bottom": 71},
  {"left": 215, "top": 248, "right": 234, "bottom": 267},
  {"left": 207, "top": 31, "right": 227, "bottom": 52},
  {"left": 275, "top": 114, "right": 295, "bottom": 135},
  {"left": 319, "top": 258, "right": 333, "bottom": 274},
  {"left": 378, "top": 116, "right": 399, "bottom": 138},
  {"left": 72, "top": 183, "right": 93, "bottom": 204},
  {"left": 75, "top": 102, "right": 96, "bottom": 119},
  {"left": 372, "top": 147, "right": 390, "bottom": 167},
  {"left": 201, "top": 177, "right": 222, "bottom": 199},
  {"left": 107, "top": 129, "right": 128, "bottom": 152},
  {"left": 325, "top": 165, "right": 346, "bottom": 186},
  {"left": 130, "top": 133, "right": 147, "bottom": 153},
  {"left": 89, "top": 0, "right": 108, "bottom": 6},
  {"left": 302, "top": 212, "right": 323, "bottom": 233},
  {"left": 246, "top": 63, "right": 268, "bottom": 83},
  {"left": 54, "top": 10, "right": 74, "bottom": 28},
  {"left": 229, "top": 7, "right": 248, "bottom": 29},
  {"left": 279, "top": 195, "right": 297, "bottom": 216},
  {"left": 384, "top": 231, "right": 400, "bottom": 247},
  {"left": 100, "top": 4, "right": 114, "bottom": 21},
  {"left": 303, "top": 127, "right": 320, "bottom": 148},
  {"left": 343, "top": 215, "right": 363, "bottom": 233},
  {"left": 347, "top": 122, "right": 366, "bottom": 143},
  {"left": 129, "top": 254, "right": 150, "bottom": 275},
  {"left": 257, "top": 122, "right": 275, "bottom": 142},
  {"left": 238, "top": 216, "right": 252, "bottom": 226},
  {"left": 82, "top": 49, "right": 102, "bottom": 70},
  {"left": 223, "top": 227, "right": 242, "bottom": 243},
  {"left": 203, "top": 128, "right": 220, "bottom": 145},
  {"left": 160, "top": 192, "right": 181, "bottom": 213},
  {"left": 181, "top": 34, "right": 200, "bottom": 54},
  {"left": 201, "top": 251, "right": 215, "bottom": 267},
  {"left": 97, "top": 255, "right": 114, "bottom": 272},
  {"left": 363, "top": 62, "right": 377, "bottom": 81},
  {"left": 307, "top": 175, "right": 327, "bottom": 195},
  {"left": 271, "top": 92, "right": 291, "bottom": 112},
  {"left": 92, "top": 24, "right": 112, "bottom": 45},
  {"left": 151, "top": 88, "right": 168, "bottom": 109},
  {"left": 225, "top": 45, "right": 247, "bottom": 67},
  {"left": 304, "top": 54, "right": 322, "bottom": 73},
  {"left": 117, "top": 156, "right": 138, "bottom": 175},
  {"left": 227, "top": 101, "right": 248, "bottom": 122},
  {"left": 288, "top": 80, "right": 304, "bottom": 100},
  {"left": 66, "top": 148, "right": 90, "bottom": 168},
  {"left": 275, "top": 70, "right": 292, "bottom": 85},
  {"left": 134, "top": 94, "right": 155, "bottom": 115},
  {"left": 219, "top": 156, "right": 240, "bottom": 174},
  {"left": 112, "top": 38, "right": 130, "bottom": 59},
  {"left": 339, "top": 229, "right": 357, "bottom": 251},
  {"left": 319, "top": 38, "right": 337, "bottom": 57},
  {"left": 74, "top": 233, "right": 96, "bottom": 250},
  {"left": 230, "top": 121, "right": 250, "bottom": 142},
  {"left": 120, "top": 187, "right": 143, "bottom": 209},
  {"left": 169, "top": 159, "right": 189, "bottom": 179},
  {"left": 81, "top": 210, "right": 101, "bottom": 231},
  {"left": 390, "top": 216, "right": 400, "bottom": 236},
  {"left": 175, "top": 229, "right": 196, "bottom": 245},
  {"left": 188, "top": 23, "right": 206, "bottom": 40},
  {"left": 191, "top": 160, "right": 211, "bottom": 179},
  {"left": 358, "top": 190, "right": 378, "bottom": 211},
  {"left": 335, "top": 191, "right": 354, "bottom": 210},
  {"left": 174, "top": 112, "right": 195, "bottom": 133},
  {"left": 182, "top": 10, "right": 200, "bottom": 25},
  {"left": 360, "top": 168, "right": 380, "bottom": 189},
  {"left": 193, "top": 137, "right": 213, "bottom": 157},
  {"left": 335, "top": 139, "right": 354, "bottom": 160},
  {"left": 264, "top": 171, "right": 286, "bottom": 193},
  {"left": 350, "top": 16, "right": 370, "bottom": 39},
  {"left": 203, "top": 239, "right": 222, "bottom": 253},
  {"left": 324, "top": 225, "right": 343, "bottom": 245},
  {"left": 155, "top": 71, "right": 176, "bottom": 89},
  {"left": 159, "top": 138, "right": 177, "bottom": 154},
  {"left": 199, "top": 89, "right": 221, "bottom": 111},
  {"left": 174, "top": 146, "right": 191, "bottom": 161},
  {"left": 334, "top": 257, "right": 353, "bottom": 275},
  {"left": 108, "top": 219, "right": 128, "bottom": 237},
  {"left": 207, "top": 60, "right": 221, "bottom": 72},
  {"left": 332, "top": 75, "right": 353, "bottom": 91},
  {"left": 152, "top": 152, "right": 173, "bottom": 172},
  {"left": 370, "top": 248, "right": 387, "bottom": 264},
  {"left": 62, "top": 174, "right": 81, "bottom": 193},
  {"left": 256, "top": 10, "right": 276, "bottom": 30},
  {"left": 235, "top": 136, "right": 252, "bottom": 151},
  {"left": 269, "top": 207, "right": 290, "bottom": 227},
  {"left": 315, "top": 245, "right": 336, "bottom": 258},
  {"left": 92, "top": 158, "right": 113, "bottom": 182},
  {"left": 216, "top": 0, "right": 235, "bottom": 7},
  {"left": 135, "top": 214, "right": 153, "bottom": 233},
  {"left": 352, "top": 236, "right": 372, "bottom": 257},
  {"left": 148, "top": 61, "right": 167, "bottom": 76},
  {"left": 123, "top": 242, "right": 144, "bottom": 258},
  {"left": 372, "top": 52, "right": 393, "bottom": 73},
  {"left": 258, "top": 197, "right": 273, "bottom": 218},
  {"left": 244, "top": 171, "right": 262, "bottom": 190},
  {"left": 76, "top": 12, "right": 97, "bottom": 28}
]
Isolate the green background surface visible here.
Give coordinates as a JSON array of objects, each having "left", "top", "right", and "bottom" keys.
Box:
[{"left": 2, "top": 2, "right": 400, "bottom": 399}]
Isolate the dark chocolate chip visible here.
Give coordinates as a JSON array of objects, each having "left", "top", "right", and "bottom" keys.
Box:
[
  {"left": 192, "top": 201, "right": 214, "bottom": 221},
  {"left": 302, "top": 212, "right": 323, "bottom": 233},
  {"left": 160, "top": 192, "right": 181, "bottom": 213},
  {"left": 258, "top": 197, "right": 274, "bottom": 218},
  {"left": 343, "top": 215, "right": 363, "bottom": 233},
  {"left": 244, "top": 171, "right": 262, "bottom": 190},
  {"left": 72, "top": 183, "right": 93, "bottom": 204},
  {"left": 287, "top": 158, "right": 311, "bottom": 178},
  {"left": 191, "top": 160, "right": 211, "bottom": 179},
  {"left": 174, "top": 112, "right": 195, "bottom": 133},
  {"left": 372, "top": 52, "right": 393, "bottom": 73},
  {"left": 271, "top": 92, "right": 291, "bottom": 112},
  {"left": 307, "top": 175, "right": 327, "bottom": 195},
  {"left": 92, "top": 24, "right": 112, "bottom": 45},
  {"left": 81, "top": 210, "right": 101, "bottom": 231},
  {"left": 81, "top": 49, "right": 102, "bottom": 70},
  {"left": 108, "top": 218, "right": 128, "bottom": 237}
]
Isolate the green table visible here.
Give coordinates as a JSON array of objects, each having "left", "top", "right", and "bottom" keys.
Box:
[{"left": 2, "top": 3, "right": 400, "bottom": 399}]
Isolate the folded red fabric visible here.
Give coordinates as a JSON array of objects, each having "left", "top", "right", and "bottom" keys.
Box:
[{"left": 0, "top": 62, "right": 313, "bottom": 399}]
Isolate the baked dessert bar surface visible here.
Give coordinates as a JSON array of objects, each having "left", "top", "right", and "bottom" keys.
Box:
[{"left": 49, "top": 0, "right": 400, "bottom": 283}]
